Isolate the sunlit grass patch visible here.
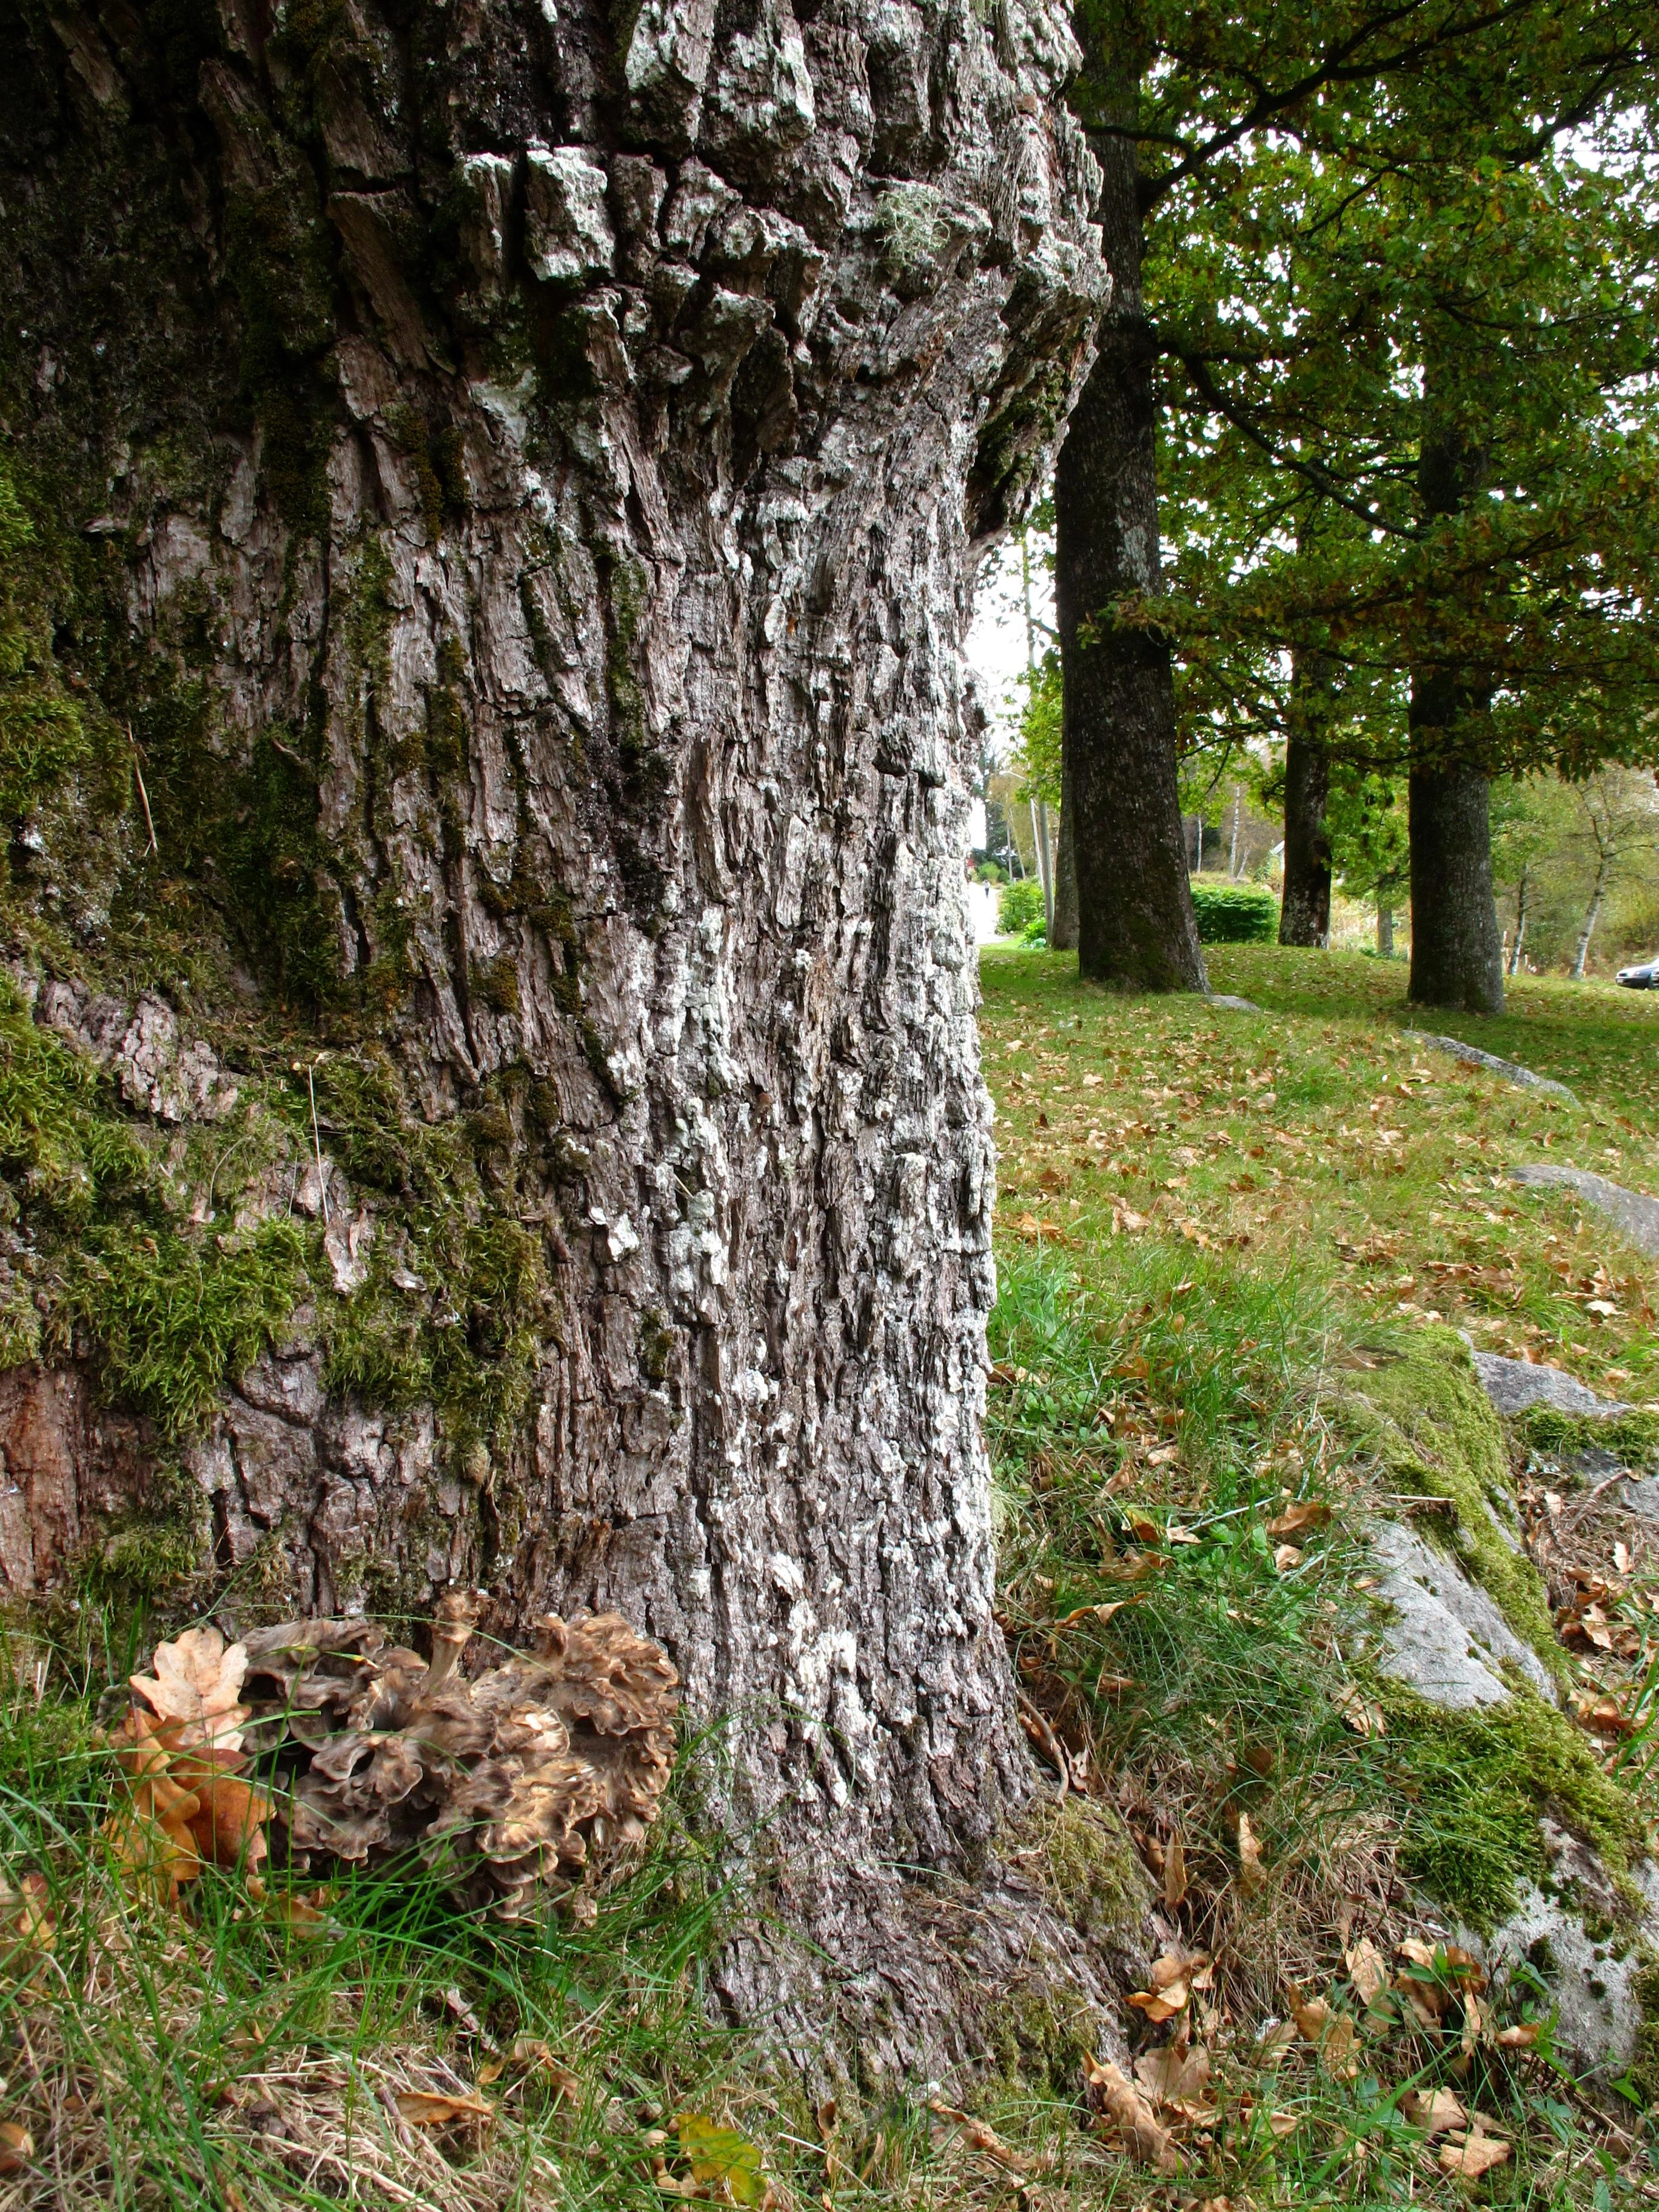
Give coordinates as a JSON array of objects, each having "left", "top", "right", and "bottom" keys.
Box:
[{"left": 982, "top": 943, "right": 1659, "bottom": 2204}]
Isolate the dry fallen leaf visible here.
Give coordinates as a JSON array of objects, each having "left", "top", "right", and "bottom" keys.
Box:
[
  {"left": 1495, "top": 2020, "right": 1540, "bottom": 2049},
  {"left": 926, "top": 2097, "right": 1049, "bottom": 2175},
  {"left": 186, "top": 1774, "right": 272, "bottom": 1872},
  {"left": 130, "top": 1628, "right": 250, "bottom": 1754},
  {"left": 397, "top": 2090, "right": 495, "bottom": 2128},
  {"left": 0, "top": 1874, "right": 55, "bottom": 1990},
  {"left": 1273, "top": 1544, "right": 1302, "bottom": 1573},
  {"left": 1287, "top": 1991, "right": 1358, "bottom": 2079},
  {"left": 1235, "top": 1811, "right": 1265, "bottom": 1893},
  {"left": 1163, "top": 1835, "right": 1188, "bottom": 1911},
  {"left": 0, "top": 2122, "right": 32, "bottom": 2174},
  {"left": 104, "top": 1805, "right": 201, "bottom": 1909},
  {"left": 1439, "top": 2128, "right": 1509, "bottom": 2180},
  {"left": 1264, "top": 1500, "right": 1330, "bottom": 1541},
  {"left": 1134, "top": 2040, "right": 1212, "bottom": 2110},
  {"left": 1333, "top": 1684, "right": 1386, "bottom": 1738},
  {"left": 674, "top": 2113, "right": 770, "bottom": 2204},
  {"left": 1053, "top": 1601, "right": 1128, "bottom": 1629},
  {"left": 1082, "top": 2054, "right": 1176, "bottom": 2171},
  {"left": 1128, "top": 1980, "right": 1188, "bottom": 2024},
  {"left": 1345, "top": 1937, "right": 1391, "bottom": 2011},
  {"left": 1403, "top": 2088, "right": 1467, "bottom": 2137}
]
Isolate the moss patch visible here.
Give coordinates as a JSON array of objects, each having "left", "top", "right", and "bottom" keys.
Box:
[
  {"left": 0, "top": 984, "right": 310, "bottom": 1436},
  {"left": 309, "top": 1053, "right": 545, "bottom": 1460},
  {"left": 1017, "top": 1792, "right": 1155, "bottom": 1948},
  {"left": 1339, "top": 1326, "right": 1566, "bottom": 1682},
  {"left": 1517, "top": 1404, "right": 1659, "bottom": 1470},
  {"left": 1379, "top": 1675, "right": 1643, "bottom": 1932}
]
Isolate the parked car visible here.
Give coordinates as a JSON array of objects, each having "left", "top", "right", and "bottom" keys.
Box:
[{"left": 1615, "top": 956, "right": 1659, "bottom": 989}]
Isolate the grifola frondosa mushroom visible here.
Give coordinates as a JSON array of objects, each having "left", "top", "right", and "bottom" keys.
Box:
[{"left": 232, "top": 1598, "right": 680, "bottom": 1918}]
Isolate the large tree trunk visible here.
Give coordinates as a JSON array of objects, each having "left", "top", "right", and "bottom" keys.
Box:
[
  {"left": 1051, "top": 69, "right": 1205, "bottom": 993},
  {"left": 1, "top": 0, "right": 1130, "bottom": 2073}
]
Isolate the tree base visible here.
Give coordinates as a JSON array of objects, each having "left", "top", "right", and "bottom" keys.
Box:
[{"left": 714, "top": 1795, "right": 1158, "bottom": 2093}]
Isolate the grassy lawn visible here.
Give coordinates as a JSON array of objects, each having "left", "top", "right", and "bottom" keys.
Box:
[
  {"left": 985, "top": 945, "right": 1659, "bottom": 1404},
  {"left": 1207, "top": 945, "right": 1659, "bottom": 1133},
  {"left": 1, "top": 946, "right": 1656, "bottom": 2211},
  {"left": 978, "top": 942, "right": 1659, "bottom": 2211}
]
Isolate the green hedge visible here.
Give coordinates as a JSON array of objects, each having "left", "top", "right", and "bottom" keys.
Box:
[
  {"left": 997, "top": 877, "right": 1045, "bottom": 936},
  {"left": 1190, "top": 880, "right": 1278, "bottom": 943}
]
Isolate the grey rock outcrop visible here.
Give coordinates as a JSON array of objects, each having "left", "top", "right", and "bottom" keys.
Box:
[
  {"left": 1509, "top": 1164, "right": 1659, "bottom": 1259},
  {"left": 1404, "top": 1031, "right": 1578, "bottom": 1100},
  {"left": 1370, "top": 1518, "right": 1558, "bottom": 1708},
  {"left": 1472, "top": 1352, "right": 1634, "bottom": 1420}
]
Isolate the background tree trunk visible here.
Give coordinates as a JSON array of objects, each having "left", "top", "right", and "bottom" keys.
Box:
[
  {"left": 1052, "top": 68, "right": 1206, "bottom": 994},
  {"left": 1279, "top": 651, "right": 1333, "bottom": 947},
  {"left": 1051, "top": 756, "right": 1079, "bottom": 948},
  {"left": 1408, "top": 754, "right": 1504, "bottom": 1012},
  {"left": 1407, "top": 342, "right": 1503, "bottom": 1014},
  {"left": 2, "top": 0, "right": 1121, "bottom": 2071},
  {"left": 1278, "top": 734, "right": 1331, "bottom": 945}
]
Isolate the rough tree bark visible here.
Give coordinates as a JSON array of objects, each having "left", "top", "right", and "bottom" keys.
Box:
[
  {"left": 1051, "top": 67, "right": 1205, "bottom": 993},
  {"left": 1, "top": 0, "right": 1140, "bottom": 2074},
  {"left": 1407, "top": 751, "right": 1503, "bottom": 1011}
]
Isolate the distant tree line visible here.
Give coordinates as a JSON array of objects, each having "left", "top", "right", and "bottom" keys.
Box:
[{"left": 1031, "top": 0, "right": 1659, "bottom": 1011}]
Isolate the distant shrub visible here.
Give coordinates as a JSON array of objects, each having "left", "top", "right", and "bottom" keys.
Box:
[
  {"left": 1022, "top": 919, "right": 1047, "bottom": 947},
  {"left": 998, "top": 877, "right": 1045, "bottom": 936},
  {"left": 1191, "top": 880, "right": 1278, "bottom": 943}
]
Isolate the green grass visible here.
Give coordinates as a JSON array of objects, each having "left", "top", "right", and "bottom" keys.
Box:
[
  {"left": 1208, "top": 944, "right": 1659, "bottom": 1131},
  {"left": 979, "top": 942, "right": 1659, "bottom": 2203}
]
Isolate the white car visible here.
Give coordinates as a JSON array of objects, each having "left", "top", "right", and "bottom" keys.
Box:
[{"left": 1615, "top": 956, "right": 1659, "bottom": 989}]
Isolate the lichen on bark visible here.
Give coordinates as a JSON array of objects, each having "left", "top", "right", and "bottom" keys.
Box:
[{"left": 1, "top": 0, "right": 1110, "bottom": 2071}]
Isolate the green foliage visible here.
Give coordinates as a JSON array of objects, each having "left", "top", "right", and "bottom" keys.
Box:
[
  {"left": 1013, "top": 645, "right": 1062, "bottom": 808},
  {"left": 1327, "top": 768, "right": 1409, "bottom": 905},
  {"left": 1082, "top": 0, "right": 1659, "bottom": 793},
  {"left": 1190, "top": 879, "right": 1278, "bottom": 942},
  {"left": 997, "top": 876, "right": 1045, "bottom": 937}
]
